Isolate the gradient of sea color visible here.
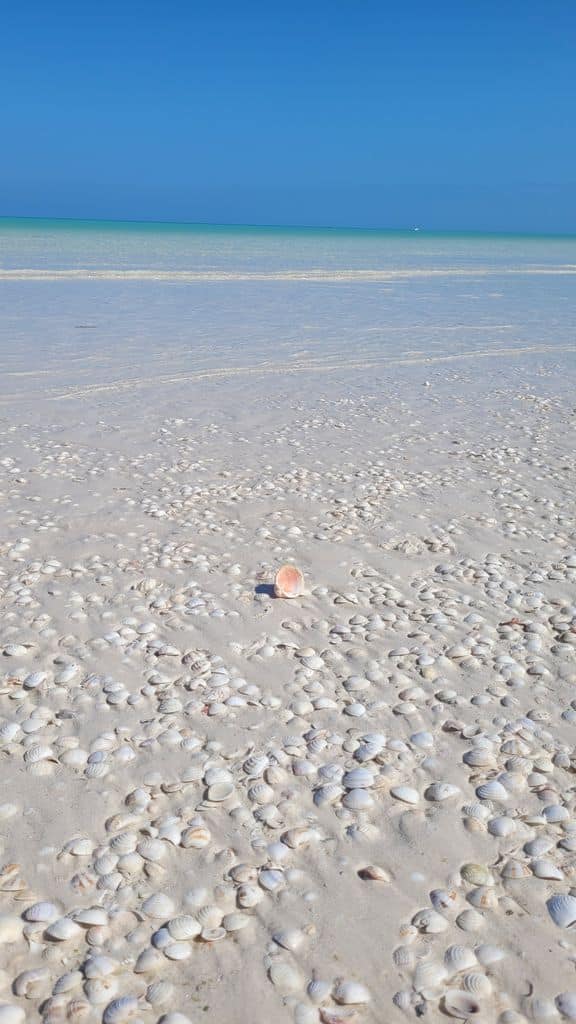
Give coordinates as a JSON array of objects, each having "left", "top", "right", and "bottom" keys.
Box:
[{"left": 0, "top": 218, "right": 574, "bottom": 408}]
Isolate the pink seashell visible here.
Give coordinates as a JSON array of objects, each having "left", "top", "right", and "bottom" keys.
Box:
[{"left": 274, "top": 564, "right": 305, "bottom": 599}]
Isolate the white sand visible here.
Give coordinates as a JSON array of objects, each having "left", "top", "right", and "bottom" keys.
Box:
[{"left": 0, "top": 254, "right": 575, "bottom": 1024}]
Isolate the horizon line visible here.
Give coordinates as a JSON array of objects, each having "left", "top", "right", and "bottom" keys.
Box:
[{"left": 1, "top": 214, "right": 575, "bottom": 241}]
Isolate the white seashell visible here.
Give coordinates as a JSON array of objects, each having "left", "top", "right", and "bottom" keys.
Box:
[
  {"left": 501, "top": 859, "right": 531, "bottom": 879},
  {"left": 83, "top": 955, "right": 118, "bottom": 979},
  {"left": 522, "top": 996, "right": 560, "bottom": 1021},
  {"left": 180, "top": 825, "right": 211, "bottom": 849},
  {"left": 343, "top": 768, "right": 374, "bottom": 789},
  {"left": 207, "top": 781, "right": 234, "bottom": 802},
  {"left": 222, "top": 912, "right": 251, "bottom": 932},
  {"left": 430, "top": 888, "right": 459, "bottom": 912},
  {"left": 411, "top": 909, "right": 448, "bottom": 934},
  {"left": 456, "top": 909, "right": 484, "bottom": 932},
  {"left": 466, "top": 886, "right": 498, "bottom": 910},
  {"left": 488, "top": 816, "right": 516, "bottom": 837},
  {"left": 157, "top": 1015, "right": 193, "bottom": 1024},
  {"left": 197, "top": 905, "right": 223, "bottom": 929},
  {"left": 390, "top": 786, "right": 419, "bottom": 805},
  {"left": 281, "top": 826, "right": 319, "bottom": 849},
  {"left": 102, "top": 996, "right": 139, "bottom": 1023},
  {"left": 243, "top": 754, "right": 269, "bottom": 777},
  {"left": 462, "top": 802, "right": 490, "bottom": 821},
  {"left": 164, "top": 942, "right": 192, "bottom": 960},
  {"left": 392, "top": 946, "right": 415, "bottom": 968},
  {"left": 134, "top": 948, "right": 164, "bottom": 974},
  {"left": 463, "top": 748, "right": 496, "bottom": 768},
  {"left": 273, "top": 928, "right": 304, "bottom": 951},
  {"left": 53, "top": 970, "right": 83, "bottom": 994},
  {"left": 137, "top": 838, "right": 166, "bottom": 862},
  {"left": 45, "top": 917, "right": 83, "bottom": 941},
  {"left": 555, "top": 994, "right": 576, "bottom": 1020},
  {"left": 146, "top": 980, "right": 174, "bottom": 1007},
  {"left": 413, "top": 962, "right": 447, "bottom": 993},
  {"left": 269, "top": 961, "right": 303, "bottom": 993},
  {"left": 393, "top": 990, "right": 413, "bottom": 1012},
  {"left": 333, "top": 980, "right": 371, "bottom": 1005},
  {"left": 13, "top": 966, "right": 50, "bottom": 997},
  {"left": 200, "top": 926, "right": 226, "bottom": 942},
  {"left": 307, "top": 979, "right": 332, "bottom": 1005},
  {"left": 444, "top": 945, "right": 477, "bottom": 974},
  {"left": 425, "top": 782, "right": 460, "bottom": 801},
  {"left": 474, "top": 944, "right": 506, "bottom": 967},
  {"left": 259, "top": 868, "right": 285, "bottom": 892},
  {"left": 72, "top": 907, "right": 108, "bottom": 927},
  {"left": 443, "top": 989, "right": 481, "bottom": 1018},
  {"left": 314, "top": 784, "right": 343, "bottom": 807},
  {"left": 142, "top": 893, "right": 175, "bottom": 918},
  {"left": 342, "top": 789, "right": 374, "bottom": 811},
  {"left": 463, "top": 973, "right": 492, "bottom": 996},
  {"left": 167, "top": 915, "right": 201, "bottom": 940},
  {"left": 460, "top": 863, "right": 493, "bottom": 886},
  {"left": 547, "top": 894, "right": 576, "bottom": 928},
  {"left": 84, "top": 977, "right": 119, "bottom": 1005},
  {"left": 237, "top": 884, "right": 263, "bottom": 908},
  {"left": 476, "top": 780, "right": 508, "bottom": 801},
  {"left": 531, "top": 859, "right": 564, "bottom": 880}
]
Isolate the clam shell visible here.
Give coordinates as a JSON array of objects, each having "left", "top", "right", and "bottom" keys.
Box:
[
  {"left": 501, "top": 859, "right": 531, "bottom": 879},
  {"left": 164, "top": 942, "right": 192, "bottom": 960},
  {"left": 44, "top": 917, "right": 82, "bottom": 941},
  {"left": 333, "top": 981, "right": 371, "bottom": 1005},
  {"left": 167, "top": 915, "right": 201, "bottom": 940},
  {"left": 411, "top": 909, "right": 448, "bottom": 934},
  {"left": 102, "top": 997, "right": 139, "bottom": 1023},
  {"left": 547, "top": 894, "right": 576, "bottom": 928},
  {"left": 142, "top": 893, "right": 176, "bottom": 919},
  {"left": 476, "top": 780, "right": 508, "bottom": 801},
  {"left": 463, "top": 973, "right": 492, "bottom": 996},
  {"left": 413, "top": 962, "right": 447, "bottom": 993},
  {"left": 531, "top": 859, "right": 564, "bottom": 881},
  {"left": 24, "top": 901, "right": 60, "bottom": 923},
  {"left": 474, "top": 944, "right": 506, "bottom": 967},
  {"left": 269, "top": 961, "right": 303, "bottom": 993},
  {"left": 390, "top": 786, "right": 419, "bottom": 805},
  {"left": 307, "top": 979, "right": 332, "bottom": 1005},
  {"left": 274, "top": 565, "right": 305, "bottom": 599},
  {"left": 180, "top": 826, "right": 211, "bottom": 849},
  {"left": 555, "top": 993, "right": 576, "bottom": 1020},
  {"left": 425, "top": 782, "right": 460, "bottom": 802},
  {"left": 222, "top": 912, "right": 251, "bottom": 932},
  {"left": 443, "top": 990, "right": 481, "bottom": 1018},
  {"left": 456, "top": 909, "right": 485, "bottom": 932},
  {"left": 444, "top": 945, "right": 477, "bottom": 974}
]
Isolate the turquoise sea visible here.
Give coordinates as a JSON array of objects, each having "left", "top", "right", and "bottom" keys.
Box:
[{"left": 0, "top": 217, "right": 574, "bottom": 410}]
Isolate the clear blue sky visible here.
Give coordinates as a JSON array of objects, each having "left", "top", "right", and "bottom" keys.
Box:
[{"left": 1, "top": 0, "right": 575, "bottom": 233}]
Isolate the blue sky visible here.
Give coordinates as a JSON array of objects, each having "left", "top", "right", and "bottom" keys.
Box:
[{"left": 1, "top": 0, "right": 574, "bottom": 232}]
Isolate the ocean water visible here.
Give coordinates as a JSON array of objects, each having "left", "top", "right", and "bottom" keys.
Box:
[{"left": 0, "top": 218, "right": 574, "bottom": 410}]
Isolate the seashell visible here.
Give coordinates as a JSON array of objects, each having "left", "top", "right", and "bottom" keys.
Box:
[
  {"left": 136, "top": 839, "right": 166, "bottom": 862},
  {"left": 460, "top": 863, "right": 493, "bottom": 886},
  {"left": 167, "top": 915, "right": 201, "bottom": 940},
  {"left": 157, "top": 1015, "right": 193, "bottom": 1024},
  {"left": 333, "top": 981, "right": 371, "bottom": 1005},
  {"left": 443, "top": 990, "right": 481, "bottom": 1018},
  {"left": 83, "top": 955, "right": 118, "bottom": 979},
  {"left": 45, "top": 917, "right": 83, "bottom": 941},
  {"left": 531, "top": 859, "right": 564, "bottom": 880},
  {"left": 24, "top": 900, "right": 61, "bottom": 923},
  {"left": 413, "top": 962, "right": 447, "bottom": 993},
  {"left": 393, "top": 990, "right": 413, "bottom": 1011},
  {"left": 463, "top": 748, "right": 496, "bottom": 768},
  {"left": 314, "top": 784, "right": 343, "bottom": 807},
  {"left": 430, "top": 888, "right": 458, "bottom": 912},
  {"left": 467, "top": 886, "right": 497, "bottom": 910},
  {"left": 197, "top": 905, "right": 223, "bottom": 929},
  {"left": 146, "top": 980, "right": 174, "bottom": 1007},
  {"left": 307, "top": 979, "right": 332, "bottom": 1005},
  {"left": 53, "top": 970, "right": 83, "bottom": 994},
  {"left": 13, "top": 966, "right": 50, "bottom": 997},
  {"left": 248, "top": 782, "right": 275, "bottom": 805},
  {"left": 243, "top": 754, "right": 269, "bottom": 777},
  {"left": 164, "top": 942, "right": 192, "bottom": 960},
  {"left": 343, "top": 768, "right": 374, "bottom": 790},
  {"left": 142, "top": 893, "right": 175, "bottom": 918},
  {"left": 207, "top": 781, "right": 234, "bottom": 802},
  {"left": 444, "top": 945, "right": 477, "bottom": 974},
  {"left": 488, "top": 816, "right": 516, "bottom": 837},
  {"left": 425, "top": 782, "right": 460, "bottom": 802},
  {"left": 358, "top": 865, "right": 390, "bottom": 883},
  {"left": 102, "top": 997, "right": 139, "bottom": 1023},
  {"left": 84, "top": 977, "right": 119, "bottom": 1005},
  {"left": 273, "top": 928, "right": 304, "bottom": 951},
  {"left": 274, "top": 565, "right": 305, "bottom": 599},
  {"left": 134, "top": 948, "right": 164, "bottom": 974},
  {"left": 269, "top": 961, "right": 303, "bottom": 993},
  {"left": 237, "top": 884, "right": 263, "bottom": 908},
  {"left": 222, "top": 912, "right": 251, "bottom": 932},
  {"left": 342, "top": 789, "right": 373, "bottom": 811},
  {"left": 0, "top": 916, "right": 23, "bottom": 943},
  {"left": 456, "top": 909, "right": 484, "bottom": 932},
  {"left": 462, "top": 803, "right": 490, "bottom": 821},
  {"left": 522, "top": 996, "right": 560, "bottom": 1021},
  {"left": 525, "top": 837, "right": 555, "bottom": 857},
  {"left": 547, "top": 894, "right": 576, "bottom": 928},
  {"left": 476, "top": 780, "right": 508, "bottom": 801},
  {"left": 72, "top": 907, "right": 108, "bottom": 927},
  {"left": 555, "top": 993, "right": 576, "bottom": 1020},
  {"left": 294, "top": 1005, "right": 319, "bottom": 1024},
  {"left": 281, "top": 827, "right": 319, "bottom": 850},
  {"left": 463, "top": 973, "right": 492, "bottom": 996},
  {"left": 501, "top": 859, "right": 531, "bottom": 879},
  {"left": 392, "top": 946, "right": 415, "bottom": 968},
  {"left": 320, "top": 1011, "right": 358, "bottom": 1024},
  {"left": 180, "top": 825, "right": 211, "bottom": 849},
  {"left": 390, "top": 786, "right": 419, "bottom": 805},
  {"left": 474, "top": 943, "right": 506, "bottom": 966},
  {"left": 411, "top": 909, "right": 448, "bottom": 933},
  {"left": 110, "top": 832, "right": 137, "bottom": 855}
]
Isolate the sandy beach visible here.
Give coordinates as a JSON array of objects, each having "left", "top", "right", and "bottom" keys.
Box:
[{"left": 0, "top": 222, "right": 575, "bottom": 1024}]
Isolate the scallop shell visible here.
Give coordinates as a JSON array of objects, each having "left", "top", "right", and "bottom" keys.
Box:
[
  {"left": 456, "top": 909, "right": 484, "bottom": 932},
  {"left": 463, "top": 973, "right": 492, "bottom": 996},
  {"left": 547, "top": 894, "right": 576, "bottom": 928},
  {"left": 102, "top": 997, "right": 139, "bottom": 1024},
  {"left": 333, "top": 981, "right": 371, "bottom": 1005},
  {"left": 392, "top": 946, "right": 415, "bottom": 969},
  {"left": 476, "top": 780, "right": 508, "bottom": 801},
  {"left": 274, "top": 565, "right": 305, "bottom": 599},
  {"left": 444, "top": 945, "right": 477, "bottom": 974},
  {"left": 167, "top": 915, "right": 201, "bottom": 940},
  {"left": 142, "top": 893, "right": 175, "bottom": 919},
  {"left": 443, "top": 990, "right": 481, "bottom": 1018},
  {"left": 196, "top": 905, "right": 223, "bottom": 929}
]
